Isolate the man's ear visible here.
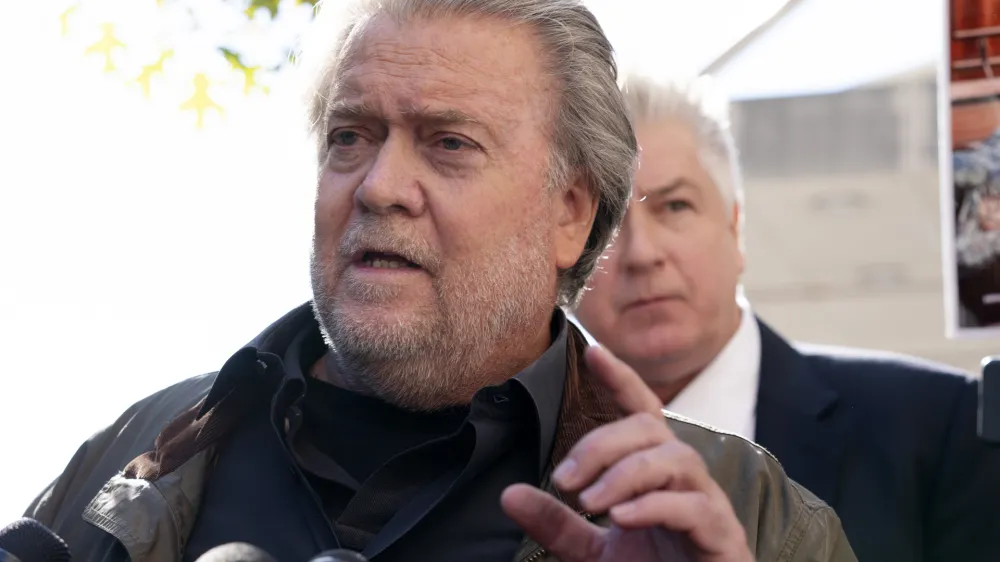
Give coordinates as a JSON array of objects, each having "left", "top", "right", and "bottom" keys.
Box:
[{"left": 555, "top": 174, "right": 599, "bottom": 270}]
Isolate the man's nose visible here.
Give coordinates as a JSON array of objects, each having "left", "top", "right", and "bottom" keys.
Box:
[
  {"left": 354, "top": 135, "right": 426, "bottom": 216},
  {"left": 619, "top": 215, "right": 665, "bottom": 273}
]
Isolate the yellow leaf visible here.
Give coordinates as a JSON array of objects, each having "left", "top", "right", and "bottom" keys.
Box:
[
  {"left": 180, "top": 73, "right": 224, "bottom": 128},
  {"left": 240, "top": 65, "right": 266, "bottom": 95},
  {"left": 58, "top": 5, "right": 78, "bottom": 37},
  {"left": 131, "top": 49, "right": 174, "bottom": 98},
  {"left": 84, "top": 23, "right": 125, "bottom": 73}
]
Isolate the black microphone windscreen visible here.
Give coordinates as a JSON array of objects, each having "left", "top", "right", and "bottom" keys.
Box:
[
  {"left": 195, "top": 543, "right": 277, "bottom": 562},
  {"left": 0, "top": 519, "right": 70, "bottom": 562}
]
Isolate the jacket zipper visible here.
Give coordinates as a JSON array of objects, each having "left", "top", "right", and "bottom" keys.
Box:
[{"left": 519, "top": 511, "right": 595, "bottom": 562}]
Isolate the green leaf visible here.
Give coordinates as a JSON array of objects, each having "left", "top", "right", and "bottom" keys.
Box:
[
  {"left": 64, "top": 0, "right": 321, "bottom": 125},
  {"left": 219, "top": 46, "right": 245, "bottom": 70},
  {"left": 246, "top": 0, "right": 280, "bottom": 19}
]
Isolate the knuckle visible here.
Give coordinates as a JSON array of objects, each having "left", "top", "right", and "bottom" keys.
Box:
[
  {"left": 625, "top": 449, "right": 656, "bottom": 477},
  {"left": 573, "top": 434, "right": 600, "bottom": 459},
  {"left": 683, "top": 491, "right": 715, "bottom": 525},
  {"left": 602, "top": 461, "right": 637, "bottom": 493},
  {"left": 652, "top": 442, "right": 676, "bottom": 467},
  {"left": 621, "top": 448, "right": 671, "bottom": 492},
  {"left": 674, "top": 441, "right": 707, "bottom": 472},
  {"left": 632, "top": 411, "right": 664, "bottom": 434},
  {"left": 692, "top": 491, "right": 713, "bottom": 516},
  {"left": 570, "top": 434, "right": 608, "bottom": 465}
]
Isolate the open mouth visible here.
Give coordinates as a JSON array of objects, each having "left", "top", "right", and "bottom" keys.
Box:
[{"left": 358, "top": 251, "right": 421, "bottom": 270}]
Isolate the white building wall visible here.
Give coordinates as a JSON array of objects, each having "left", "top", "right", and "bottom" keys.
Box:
[{"left": 735, "top": 75, "right": 997, "bottom": 374}]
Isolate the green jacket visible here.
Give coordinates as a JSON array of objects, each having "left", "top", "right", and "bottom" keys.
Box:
[{"left": 26, "top": 306, "right": 855, "bottom": 562}]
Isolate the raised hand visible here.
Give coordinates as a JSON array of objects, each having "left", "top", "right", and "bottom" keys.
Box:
[{"left": 501, "top": 345, "right": 753, "bottom": 562}]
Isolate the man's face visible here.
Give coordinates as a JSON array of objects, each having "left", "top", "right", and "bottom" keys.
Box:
[
  {"left": 311, "top": 15, "right": 596, "bottom": 408},
  {"left": 574, "top": 120, "right": 742, "bottom": 378}
]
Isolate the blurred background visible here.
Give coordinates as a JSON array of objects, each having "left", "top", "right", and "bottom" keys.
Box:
[{"left": 0, "top": 0, "right": 989, "bottom": 522}]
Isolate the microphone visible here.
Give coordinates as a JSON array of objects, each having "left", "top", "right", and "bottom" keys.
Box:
[
  {"left": 193, "top": 544, "right": 368, "bottom": 562},
  {"left": 195, "top": 543, "right": 277, "bottom": 562},
  {"left": 308, "top": 551, "right": 369, "bottom": 562},
  {"left": 0, "top": 519, "right": 71, "bottom": 562}
]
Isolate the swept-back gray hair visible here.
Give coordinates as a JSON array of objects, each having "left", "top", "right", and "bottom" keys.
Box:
[
  {"left": 298, "top": 0, "right": 638, "bottom": 306},
  {"left": 620, "top": 73, "right": 744, "bottom": 231}
]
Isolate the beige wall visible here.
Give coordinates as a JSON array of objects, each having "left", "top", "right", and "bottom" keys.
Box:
[
  {"left": 733, "top": 77, "right": 999, "bottom": 375},
  {"left": 741, "top": 171, "right": 996, "bottom": 374}
]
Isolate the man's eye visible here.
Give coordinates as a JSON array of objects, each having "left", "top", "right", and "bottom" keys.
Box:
[
  {"left": 328, "top": 130, "right": 361, "bottom": 147},
  {"left": 666, "top": 200, "right": 692, "bottom": 212},
  {"left": 436, "top": 136, "right": 469, "bottom": 151}
]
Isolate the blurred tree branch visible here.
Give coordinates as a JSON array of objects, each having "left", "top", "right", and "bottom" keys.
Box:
[{"left": 61, "top": 0, "right": 320, "bottom": 127}]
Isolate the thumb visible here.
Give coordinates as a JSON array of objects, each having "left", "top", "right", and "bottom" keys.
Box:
[{"left": 501, "top": 484, "right": 601, "bottom": 562}]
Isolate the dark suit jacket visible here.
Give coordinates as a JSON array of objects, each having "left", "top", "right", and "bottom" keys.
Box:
[{"left": 754, "top": 319, "right": 1000, "bottom": 562}]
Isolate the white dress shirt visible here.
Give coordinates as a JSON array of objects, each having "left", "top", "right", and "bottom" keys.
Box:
[
  {"left": 665, "top": 298, "right": 761, "bottom": 440},
  {"left": 566, "top": 297, "right": 761, "bottom": 440}
]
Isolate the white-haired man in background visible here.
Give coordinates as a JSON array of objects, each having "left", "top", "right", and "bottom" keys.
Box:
[{"left": 573, "top": 73, "right": 1000, "bottom": 562}]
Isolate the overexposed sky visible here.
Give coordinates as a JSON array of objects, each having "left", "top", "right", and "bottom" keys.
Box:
[
  {"left": 712, "top": 0, "right": 942, "bottom": 100},
  {"left": 0, "top": 0, "right": 319, "bottom": 522},
  {"left": 0, "top": 0, "right": 938, "bottom": 523}
]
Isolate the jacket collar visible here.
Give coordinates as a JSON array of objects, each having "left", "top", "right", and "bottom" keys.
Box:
[{"left": 754, "top": 318, "right": 852, "bottom": 507}]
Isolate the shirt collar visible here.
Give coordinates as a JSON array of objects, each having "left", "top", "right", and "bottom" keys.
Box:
[
  {"left": 265, "top": 303, "right": 570, "bottom": 477},
  {"left": 665, "top": 297, "right": 762, "bottom": 440},
  {"left": 510, "top": 309, "right": 569, "bottom": 476}
]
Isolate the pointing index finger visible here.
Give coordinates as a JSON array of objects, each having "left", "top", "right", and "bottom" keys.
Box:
[{"left": 584, "top": 345, "right": 664, "bottom": 416}]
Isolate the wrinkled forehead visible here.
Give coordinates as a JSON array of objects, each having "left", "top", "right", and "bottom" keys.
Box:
[{"left": 327, "top": 14, "right": 558, "bottom": 128}]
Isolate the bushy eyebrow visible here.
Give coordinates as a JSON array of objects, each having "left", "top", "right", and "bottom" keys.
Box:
[
  {"left": 637, "top": 179, "right": 693, "bottom": 202},
  {"left": 326, "top": 100, "right": 497, "bottom": 143}
]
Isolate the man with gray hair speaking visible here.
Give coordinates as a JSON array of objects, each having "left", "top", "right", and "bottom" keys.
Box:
[
  {"left": 22, "top": 2, "right": 853, "bottom": 562},
  {"left": 573, "top": 73, "right": 1000, "bottom": 562}
]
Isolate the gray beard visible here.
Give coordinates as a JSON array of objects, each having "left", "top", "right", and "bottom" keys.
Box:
[{"left": 309, "top": 232, "right": 553, "bottom": 411}]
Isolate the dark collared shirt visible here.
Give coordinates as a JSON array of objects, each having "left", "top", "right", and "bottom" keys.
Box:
[{"left": 283, "top": 313, "right": 569, "bottom": 561}]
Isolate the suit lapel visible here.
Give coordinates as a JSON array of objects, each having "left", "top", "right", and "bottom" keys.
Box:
[{"left": 753, "top": 318, "right": 851, "bottom": 507}]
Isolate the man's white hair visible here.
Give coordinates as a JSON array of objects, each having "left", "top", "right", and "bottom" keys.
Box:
[
  {"left": 297, "top": 0, "right": 638, "bottom": 307},
  {"left": 620, "top": 73, "right": 745, "bottom": 231}
]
